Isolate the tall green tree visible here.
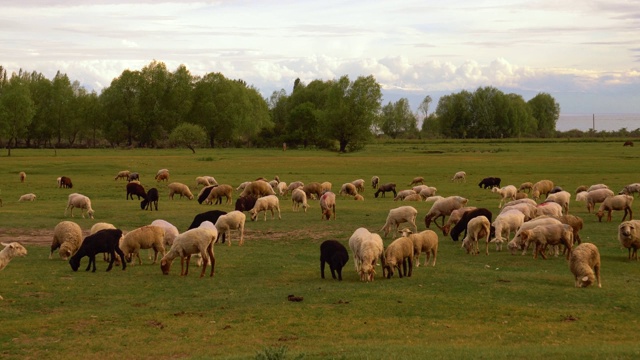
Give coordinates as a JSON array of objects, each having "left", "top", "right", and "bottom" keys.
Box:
[
  {"left": 377, "top": 98, "right": 418, "bottom": 139},
  {"left": 528, "top": 92, "right": 560, "bottom": 137},
  {"left": 50, "top": 71, "right": 74, "bottom": 146},
  {"left": 0, "top": 73, "right": 35, "bottom": 155},
  {"left": 169, "top": 123, "right": 207, "bottom": 153},
  {"left": 100, "top": 69, "right": 142, "bottom": 146}
]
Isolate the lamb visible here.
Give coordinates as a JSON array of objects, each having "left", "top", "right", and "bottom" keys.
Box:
[
  {"left": 351, "top": 179, "right": 365, "bottom": 193},
  {"left": 451, "top": 171, "right": 466, "bottom": 183},
  {"left": 383, "top": 236, "right": 414, "bottom": 278},
  {"left": 249, "top": 195, "right": 281, "bottom": 221},
  {"left": 206, "top": 184, "right": 233, "bottom": 205},
  {"left": 339, "top": 183, "right": 358, "bottom": 197},
  {"left": 619, "top": 183, "right": 640, "bottom": 197},
  {"left": 393, "top": 189, "right": 417, "bottom": 201},
  {"left": 575, "top": 191, "right": 588, "bottom": 202},
  {"left": 595, "top": 194, "right": 633, "bottom": 222},
  {"left": 449, "top": 208, "right": 493, "bottom": 242},
  {"left": 354, "top": 194, "right": 364, "bottom": 201},
  {"left": 507, "top": 216, "right": 563, "bottom": 255},
  {"left": 400, "top": 228, "right": 438, "bottom": 267},
  {"left": 535, "top": 201, "right": 563, "bottom": 217},
  {"left": 126, "top": 182, "right": 147, "bottom": 200},
  {"left": 114, "top": 170, "right": 130, "bottom": 181},
  {"left": 69, "top": 229, "right": 126, "bottom": 272},
  {"left": 489, "top": 209, "right": 525, "bottom": 251},
  {"left": 0, "top": 242, "right": 27, "bottom": 271},
  {"left": 18, "top": 193, "right": 36, "bottom": 202},
  {"left": 119, "top": 225, "right": 166, "bottom": 265},
  {"left": 155, "top": 169, "right": 170, "bottom": 182},
  {"left": 65, "top": 193, "right": 95, "bottom": 219},
  {"left": 584, "top": 188, "right": 615, "bottom": 213},
  {"left": 187, "top": 210, "right": 227, "bottom": 231},
  {"left": 617, "top": 220, "right": 640, "bottom": 260},
  {"left": 374, "top": 183, "right": 397, "bottom": 198},
  {"left": 235, "top": 195, "right": 258, "bottom": 212},
  {"left": 160, "top": 228, "right": 216, "bottom": 277},
  {"left": 418, "top": 186, "right": 437, "bottom": 200},
  {"left": 141, "top": 187, "right": 159, "bottom": 211},
  {"left": 168, "top": 182, "right": 194, "bottom": 200},
  {"left": 478, "top": 177, "right": 501, "bottom": 189},
  {"left": 240, "top": 180, "right": 277, "bottom": 198},
  {"left": 461, "top": 216, "right": 491, "bottom": 255},
  {"left": 408, "top": 176, "right": 425, "bottom": 186},
  {"left": 291, "top": 188, "right": 309, "bottom": 212},
  {"left": 492, "top": 185, "right": 517, "bottom": 208},
  {"left": 543, "top": 190, "right": 571, "bottom": 214},
  {"left": 371, "top": 176, "right": 379, "bottom": 189},
  {"left": 127, "top": 172, "right": 140, "bottom": 182},
  {"left": 380, "top": 206, "right": 418, "bottom": 237},
  {"left": 569, "top": 243, "right": 602, "bottom": 288},
  {"left": 531, "top": 180, "right": 554, "bottom": 200},
  {"left": 51, "top": 220, "right": 84, "bottom": 260},
  {"left": 320, "top": 240, "right": 349, "bottom": 281},
  {"left": 518, "top": 182, "right": 533, "bottom": 193},
  {"left": 441, "top": 207, "right": 477, "bottom": 236},
  {"left": 302, "top": 182, "right": 324, "bottom": 200},
  {"left": 320, "top": 191, "right": 337, "bottom": 220},
  {"left": 424, "top": 196, "right": 469, "bottom": 229},
  {"left": 19, "top": 171, "right": 26, "bottom": 183},
  {"left": 59, "top": 176, "right": 73, "bottom": 188},
  {"left": 214, "top": 210, "right": 246, "bottom": 246},
  {"left": 519, "top": 223, "right": 574, "bottom": 260}
]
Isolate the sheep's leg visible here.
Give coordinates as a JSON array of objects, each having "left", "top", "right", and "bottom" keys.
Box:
[
  {"left": 90, "top": 254, "right": 98, "bottom": 272},
  {"left": 105, "top": 252, "right": 115, "bottom": 271},
  {"left": 401, "top": 258, "right": 407, "bottom": 277},
  {"left": 407, "top": 257, "right": 413, "bottom": 277},
  {"left": 321, "top": 260, "right": 326, "bottom": 279},
  {"left": 84, "top": 257, "right": 92, "bottom": 271}
]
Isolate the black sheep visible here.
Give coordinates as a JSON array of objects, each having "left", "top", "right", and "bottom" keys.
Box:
[
  {"left": 59, "top": 176, "right": 73, "bottom": 188},
  {"left": 141, "top": 187, "right": 159, "bottom": 211},
  {"left": 127, "top": 172, "right": 140, "bottom": 182},
  {"left": 126, "top": 182, "right": 147, "bottom": 200},
  {"left": 197, "top": 185, "right": 216, "bottom": 204},
  {"left": 450, "top": 208, "right": 493, "bottom": 241},
  {"left": 478, "top": 177, "right": 501, "bottom": 189},
  {"left": 69, "top": 229, "right": 126, "bottom": 272},
  {"left": 374, "top": 183, "right": 397, "bottom": 198},
  {"left": 188, "top": 210, "right": 228, "bottom": 243},
  {"left": 320, "top": 240, "right": 349, "bottom": 281},
  {"left": 235, "top": 195, "right": 258, "bottom": 212}
]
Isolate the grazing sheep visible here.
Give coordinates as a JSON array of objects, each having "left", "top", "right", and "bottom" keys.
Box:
[
  {"left": 425, "top": 196, "right": 444, "bottom": 202},
  {"left": 531, "top": 180, "right": 554, "bottom": 200},
  {"left": 536, "top": 201, "right": 563, "bottom": 218},
  {"left": 450, "top": 208, "right": 493, "bottom": 242},
  {"left": 19, "top": 171, "right": 26, "bottom": 183},
  {"left": 354, "top": 230, "right": 384, "bottom": 282},
  {"left": 412, "top": 185, "right": 429, "bottom": 193},
  {"left": 150, "top": 219, "right": 179, "bottom": 248},
  {"left": 402, "top": 193, "right": 422, "bottom": 202},
  {"left": 500, "top": 202, "right": 537, "bottom": 222},
  {"left": 0, "top": 242, "right": 28, "bottom": 271},
  {"left": 381, "top": 206, "right": 418, "bottom": 237},
  {"left": 69, "top": 229, "right": 126, "bottom": 272},
  {"left": 59, "top": 176, "right": 73, "bottom": 188},
  {"left": 320, "top": 191, "right": 337, "bottom": 220},
  {"left": 518, "top": 182, "right": 533, "bottom": 193},
  {"left": 418, "top": 186, "right": 438, "bottom": 200},
  {"left": 348, "top": 227, "right": 369, "bottom": 272},
  {"left": 351, "top": 179, "right": 365, "bottom": 193},
  {"left": 195, "top": 176, "right": 212, "bottom": 188},
  {"left": 339, "top": 183, "right": 358, "bottom": 197},
  {"left": 424, "top": 196, "right": 469, "bottom": 229},
  {"left": 569, "top": 243, "right": 601, "bottom": 288},
  {"left": 127, "top": 172, "right": 139, "bottom": 182},
  {"left": 236, "top": 181, "right": 250, "bottom": 192},
  {"left": 617, "top": 220, "right": 640, "bottom": 260},
  {"left": 492, "top": 185, "right": 517, "bottom": 208},
  {"left": 286, "top": 181, "right": 304, "bottom": 196},
  {"left": 51, "top": 221, "right": 84, "bottom": 260},
  {"left": 490, "top": 209, "right": 525, "bottom": 251},
  {"left": 575, "top": 185, "right": 588, "bottom": 194},
  {"left": 235, "top": 195, "right": 258, "bottom": 213},
  {"left": 595, "top": 194, "right": 633, "bottom": 222},
  {"left": 240, "top": 180, "right": 277, "bottom": 198},
  {"left": 65, "top": 193, "right": 95, "bottom": 219},
  {"left": 557, "top": 215, "right": 584, "bottom": 245},
  {"left": 155, "top": 169, "right": 170, "bottom": 182},
  {"left": 160, "top": 228, "right": 216, "bottom": 277},
  {"left": 371, "top": 176, "right": 379, "bottom": 189},
  {"left": 515, "top": 192, "right": 529, "bottom": 200},
  {"left": 320, "top": 240, "right": 349, "bottom": 281},
  {"left": 197, "top": 185, "right": 216, "bottom": 204},
  {"left": 408, "top": 176, "right": 425, "bottom": 186},
  {"left": 461, "top": 216, "right": 491, "bottom": 255},
  {"left": 383, "top": 236, "right": 414, "bottom": 279},
  {"left": 508, "top": 216, "right": 563, "bottom": 255},
  {"left": 90, "top": 223, "right": 117, "bottom": 265},
  {"left": 374, "top": 183, "right": 397, "bottom": 198},
  {"left": 291, "top": 188, "right": 309, "bottom": 212},
  {"left": 18, "top": 193, "right": 36, "bottom": 202},
  {"left": 441, "top": 207, "right": 477, "bottom": 236},
  {"left": 451, "top": 171, "right": 466, "bottom": 183},
  {"left": 393, "top": 189, "right": 417, "bottom": 201},
  {"left": 249, "top": 195, "right": 281, "bottom": 221},
  {"left": 478, "top": 177, "right": 501, "bottom": 189},
  {"left": 400, "top": 228, "right": 438, "bottom": 267},
  {"left": 141, "top": 187, "right": 159, "bottom": 211},
  {"left": 519, "top": 223, "right": 574, "bottom": 260},
  {"left": 584, "top": 188, "right": 615, "bottom": 213},
  {"left": 268, "top": 179, "right": 279, "bottom": 190},
  {"left": 588, "top": 184, "right": 609, "bottom": 192},
  {"left": 575, "top": 191, "right": 588, "bottom": 202},
  {"left": 544, "top": 190, "right": 571, "bottom": 214},
  {"left": 354, "top": 194, "right": 364, "bottom": 201},
  {"left": 619, "top": 183, "right": 640, "bottom": 197},
  {"left": 114, "top": 170, "right": 130, "bottom": 181},
  {"left": 126, "top": 182, "right": 147, "bottom": 200},
  {"left": 120, "top": 225, "right": 166, "bottom": 265},
  {"left": 168, "top": 182, "right": 194, "bottom": 200},
  {"left": 206, "top": 184, "right": 233, "bottom": 205},
  {"left": 187, "top": 210, "right": 227, "bottom": 231},
  {"left": 214, "top": 211, "right": 246, "bottom": 246},
  {"left": 302, "top": 182, "right": 324, "bottom": 200},
  {"left": 276, "top": 181, "right": 288, "bottom": 197}
]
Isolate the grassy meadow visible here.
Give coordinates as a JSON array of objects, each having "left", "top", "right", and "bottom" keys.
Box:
[{"left": 1, "top": 140, "right": 640, "bottom": 359}]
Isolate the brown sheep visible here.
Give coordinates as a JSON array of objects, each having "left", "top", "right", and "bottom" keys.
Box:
[
  {"left": 303, "top": 182, "right": 324, "bottom": 200},
  {"left": 239, "top": 180, "right": 276, "bottom": 198},
  {"left": 206, "top": 184, "right": 234, "bottom": 205},
  {"left": 595, "top": 194, "right": 633, "bottom": 222}
]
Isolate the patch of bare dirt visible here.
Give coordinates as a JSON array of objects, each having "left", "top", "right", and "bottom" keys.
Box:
[{"left": 0, "top": 228, "right": 58, "bottom": 246}]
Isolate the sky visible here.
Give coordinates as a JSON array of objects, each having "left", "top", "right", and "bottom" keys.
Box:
[{"left": 1, "top": 0, "right": 639, "bottom": 116}]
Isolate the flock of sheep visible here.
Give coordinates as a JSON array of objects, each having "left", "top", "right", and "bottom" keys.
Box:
[{"left": 4, "top": 168, "right": 640, "bottom": 292}]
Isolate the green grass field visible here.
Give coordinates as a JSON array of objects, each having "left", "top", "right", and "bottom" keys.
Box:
[{"left": 1, "top": 141, "right": 639, "bottom": 359}]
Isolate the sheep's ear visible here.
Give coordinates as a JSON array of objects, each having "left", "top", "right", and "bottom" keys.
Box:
[
  {"left": 1, "top": 242, "right": 9, "bottom": 247},
  {"left": 581, "top": 276, "right": 589, "bottom": 282}
]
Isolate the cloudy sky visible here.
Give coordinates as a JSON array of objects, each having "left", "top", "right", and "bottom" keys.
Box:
[{"left": 2, "top": 0, "right": 639, "bottom": 116}]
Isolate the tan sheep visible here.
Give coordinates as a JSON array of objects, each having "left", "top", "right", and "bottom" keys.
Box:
[
  {"left": 18, "top": 193, "right": 36, "bottom": 202},
  {"left": 518, "top": 182, "right": 533, "bottom": 193},
  {"left": 418, "top": 186, "right": 437, "bottom": 200},
  {"left": 277, "top": 181, "right": 289, "bottom": 197},
  {"left": 320, "top": 192, "right": 336, "bottom": 220},
  {"left": 320, "top": 182, "right": 332, "bottom": 194},
  {"left": 380, "top": 206, "right": 418, "bottom": 237},
  {"left": 303, "top": 182, "right": 324, "bottom": 200},
  {"left": 393, "top": 189, "right": 417, "bottom": 201},
  {"left": 354, "top": 194, "right": 364, "bottom": 201},
  {"left": 339, "top": 183, "right": 358, "bottom": 197},
  {"left": 168, "top": 182, "right": 194, "bottom": 200},
  {"left": 351, "top": 179, "right": 365, "bottom": 193},
  {"left": 400, "top": 228, "right": 438, "bottom": 267},
  {"left": 155, "top": 169, "right": 170, "bottom": 182},
  {"left": 239, "top": 180, "right": 276, "bottom": 198},
  {"left": 584, "top": 188, "right": 615, "bottom": 213},
  {"left": 408, "top": 176, "right": 425, "bottom": 186},
  {"left": 0, "top": 242, "right": 28, "bottom": 271},
  {"left": 544, "top": 190, "right": 571, "bottom": 214},
  {"left": 51, "top": 221, "right": 83, "bottom": 260},
  {"left": 214, "top": 211, "right": 246, "bottom": 246},
  {"left": 383, "top": 236, "right": 414, "bottom": 278},
  {"left": 371, "top": 176, "right": 379, "bottom": 189},
  {"left": 441, "top": 207, "right": 477, "bottom": 236},
  {"left": 402, "top": 193, "right": 422, "bottom": 202},
  {"left": 19, "top": 171, "right": 26, "bottom": 183},
  {"left": 461, "top": 216, "right": 491, "bottom": 255},
  {"left": 291, "top": 188, "right": 309, "bottom": 212},
  {"left": 531, "top": 180, "right": 554, "bottom": 200},
  {"left": 206, "top": 184, "right": 233, "bottom": 205},
  {"left": 519, "top": 223, "right": 573, "bottom": 260},
  {"left": 595, "top": 194, "right": 633, "bottom": 222},
  {"left": 249, "top": 195, "right": 281, "bottom": 221},
  {"left": 120, "top": 225, "right": 166, "bottom": 266},
  {"left": 508, "top": 216, "right": 563, "bottom": 255},
  {"left": 490, "top": 209, "right": 525, "bottom": 251},
  {"left": 195, "top": 176, "right": 212, "bottom": 188},
  {"left": 160, "top": 228, "right": 216, "bottom": 277},
  {"left": 617, "top": 220, "right": 640, "bottom": 260},
  {"left": 451, "top": 171, "right": 466, "bottom": 183},
  {"left": 424, "top": 196, "right": 468, "bottom": 229},
  {"left": 65, "top": 193, "right": 95, "bottom": 219},
  {"left": 357, "top": 232, "right": 384, "bottom": 282},
  {"left": 114, "top": 170, "right": 130, "bottom": 181},
  {"left": 492, "top": 185, "right": 517, "bottom": 208},
  {"left": 569, "top": 243, "right": 601, "bottom": 288},
  {"left": 535, "top": 201, "right": 563, "bottom": 218}
]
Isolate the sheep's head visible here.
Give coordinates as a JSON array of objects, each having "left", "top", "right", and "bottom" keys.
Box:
[
  {"left": 399, "top": 228, "right": 413, "bottom": 237},
  {"left": 2, "top": 242, "right": 27, "bottom": 258},
  {"left": 520, "top": 230, "right": 531, "bottom": 243},
  {"left": 507, "top": 240, "right": 520, "bottom": 255},
  {"left": 595, "top": 211, "right": 605, "bottom": 222},
  {"left": 322, "top": 209, "right": 332, "bottom": 220},
  {"left": 577, "top": 274, "right": 595, "bottom": 288},
  {"left": 160, "top": 259, "right": 172, "bottom": 275},
  {"left": 87, "top": 209, "right": 95, "bottom": 219},
  {"left": 359, "top": 264, "right": 375, "bottom": 282},
  {"left": 69, "top": 256, "right": 80, "bottom": 272}
]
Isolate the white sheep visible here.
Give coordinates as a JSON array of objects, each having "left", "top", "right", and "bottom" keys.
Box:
[
  {"left": 617, "top": 220, "right": 640, "bottom": 260},
  {"left": 286, "top": 181, "right": 304, "bottom": 196},
  {"left": 64, "top": 193, "right": 95, "bottom": 219},
  {"left": 358, "top": 233, "right": 384, "bottom": 282},
  {"left": 400, "top": 228, "right": 438, "bottom": 267},
  {"left": 168, "top": 182, "right": 194, "bottom": 200},
  {"left": 500, "top": 202, "right": 537, "bottom": 222},
  {"left": 239, "top": 180, "right": 276, "bottom": 198},
  {"left": 519, "top": 223, "right": 574, "bottom": 260},
  {"left": 575, "top": 191, "right": 588, "bottom": 202},
  {"left": 291, "top": 188, "right": 309, "bottom": 212},
  {"left": 0, "top": 242, "right": 28, "bottom": 271},
  {"left": 120, "top": 225, "right": 166, "bottom": 265},
  {"left": 595, "top": 194, "right": 633, "bottom": 222},
  {"left": 50, "top": 220, "right": 84, "bottom": 260},
  {"left": 160, "top": 228, "right": 216, "bottom": 277},
  {"left": 587, "top": 183, "right": 609, "bottom": 192},
  {"left": 569, "top": 243, "right": 601, "bottom": 288},
  {"left": 535, "top": 201, "right": 563, "bottom": 218},
  {"left": 425, "top": 195, "right": 444, "bottom": 203},
  {"left": 250, "top": 195, "right": 281, "bottom": 221},
  {"left": 348, "top": 227, "right": 369, "bottom": 272},
  {"left": 492, "top": 185, "right": 517, "bottom": 208},
  {"left": 393, "top": 189, "right": 417, "bottom": 201},
  {"left": 236, "top": 181, "right": 251, "bottom": 192},
  {"left": 544, "top": 190, "right": 571, "bottom": 214},
  {"left": 150, "top": 219, "right": 179, "bottom": 248},
  {"left": 383, "top": 236, "right": 414, "bottom": 278},
  {"left": 276, "top": 181, "right": 288, "bottom": 197},
  {"left": 424, "top": 196, "right": 468, "bottom": 229},
  {"left": 451, "top": 171, "right": 466, "bottom": 182},
  {"left": 214, "top": 211, "right": 246, "bottom": 246},
  {"left": 418, "top": 187, "right": 438, "bottom": 200},
  {"left": 402, "top": 193, "right": 422, "bottom": 202},
  {"left": 339, "top": 183, "right": 358, "bottom": 197},
  {"left": 412, "top": 185, "right": 429, "bottom": 194},
  {"left": 461, "top": 215, "right": 491, "bottom": 255},
  {"left": 320, "top": 191, "right": 336, "bottom": 220},
  {"left": 18, "top": 193, "right": 36, "bottom": 202},
  {"left": 508, "top": 216, "right": 563, "bottom": 255},
  {"left": 351, "top": 179, "right": 365, "bottom": 193},
  {"left": 195, "top": 176, "right": 212, "bottom": 188},
  {"left": 204, "top": 176, "right": 218, "bottom": 186},
  {"left": 619, "top": 183, "right": 640, "bottom": 197},
  {"left": 490, "top": 209, "right": 525, "bottom": 251},
  {"left": 321, "top": 181, "right": 332, "bottom": 194},
  {"left": 583, "top": 188, "right": 614, "bottom": 213},
  {"left": 19, "top": 171, "right": 26, "bottom": 183},
  {"left": 380, "top": 206, "right": 418, "bottom": 237}
]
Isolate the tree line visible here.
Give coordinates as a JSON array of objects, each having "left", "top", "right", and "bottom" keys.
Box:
[{"left": 0, "top": 61, "right": 561, "bottom": 155}]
